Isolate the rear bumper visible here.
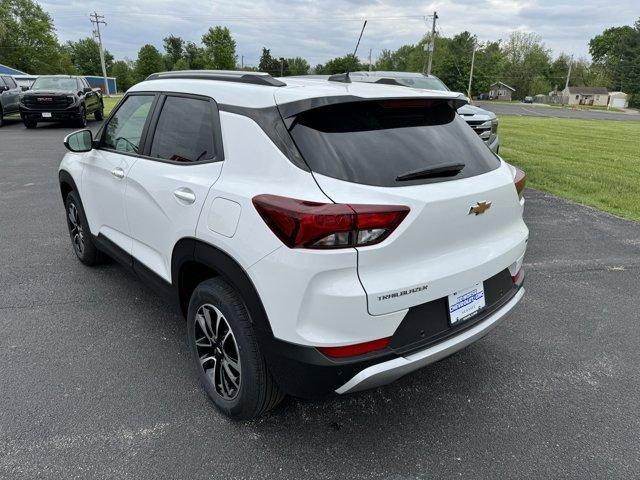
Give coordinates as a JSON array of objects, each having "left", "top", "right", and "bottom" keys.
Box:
[
  {"left": 336, "top": 287, "right": 524, "bottom": 394},
  {"left": 260, "top": 280, "right": 524, "bottom": 399}
]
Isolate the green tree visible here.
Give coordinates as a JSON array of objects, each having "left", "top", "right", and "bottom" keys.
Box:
[
  {"left": 201, "top": 26, "right": 237, "bottom": 69},
  {"left": 0, "top": 0, "right": 65, "bottom": 73},
  {"left": 258, "top": 48, "right": 281, "bottom": 75},
  {"left": 501, "top": 32, "right": 551, "bottom": 99},
  {"left": 316, "top": 54, "right": 363, "bottom": 75},
  {"left": 184, "top": 42, "right": 206, "bottom": 69},
  {"left": 64, "top": 37, "right": 114, "bottom": 76},
  {"left": 431, "top": 32, "right": 476, "bottom": 92},
  {"left": 470, "top": 41, "right": 505, "bottom": 95},
  {"left": 286, "top": 57, "right": 310, "bottom": 76},
  {"left": 163, "top": 35, "right": 184, "bottom": 70},
  {"left": 110, "top": 60, "right": 134, "bottom": 92},
  {"left": 134, "top": 44, "right": 165, "bottom": 81},
  {"left": 528, "top": 75, "right": 551, "bottom": 95},
  {"left": 589, "top": 21, "right": 640, "bottom": 105},
  {"left": 374, "top": 44, "right": 422, "bottom": 72},
  {"left": 173, "top": 57, "right": 190, "bottom": 70}
]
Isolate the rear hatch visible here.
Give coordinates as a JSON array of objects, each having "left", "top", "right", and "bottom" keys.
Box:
[{"left": 279, "top": 95, "right": 528, "bottom": 315}]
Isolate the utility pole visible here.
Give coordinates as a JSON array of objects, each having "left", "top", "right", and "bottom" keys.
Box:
[
  {"left": 279, "top": 58, "right": 285, "bottom": 77},
  {"left": 425, "top": 11, "right": 438, "bottom": 75},
  {"left": 241, "top": 55, "right": 244, "bottom": 69},
  {"left": 368, "top": 48, "right": 372, "bottom": 71},
  {"left": 467, "top": 42, "right": 477, "bottom": 100},
  {"left": 89, "top": 12, "right": 109, "bottom": 96},
  {"left": 564, "top": 54, "right": 573, "bottom": 90},
  {"left": 562, "top": 54, "right": 573, "bottom": 106}
]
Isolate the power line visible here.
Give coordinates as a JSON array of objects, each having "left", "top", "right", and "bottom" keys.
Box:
[{"left": 57, "top": 12, "right": 435, "bottom": 21}]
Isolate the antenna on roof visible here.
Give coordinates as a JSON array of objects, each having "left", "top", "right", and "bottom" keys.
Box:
[{"left": 328, "top": 20, "right": 367, "bottom": 84}]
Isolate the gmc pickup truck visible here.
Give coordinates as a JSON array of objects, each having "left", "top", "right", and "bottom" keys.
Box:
[{"left": 19, "top": 75, "right": 104, "bottom": 129}]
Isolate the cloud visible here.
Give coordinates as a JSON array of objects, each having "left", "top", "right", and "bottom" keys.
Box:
[{"left": 40, "top": 0, "right": 637, "bottom": 64}]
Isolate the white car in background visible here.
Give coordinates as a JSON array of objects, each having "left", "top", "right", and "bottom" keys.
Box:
[
  {"left": 58, "top": 70, "right": 527, "bottom": 419},
  {"left": 348, "top": 71, "right": 501, "bottom": 153}
]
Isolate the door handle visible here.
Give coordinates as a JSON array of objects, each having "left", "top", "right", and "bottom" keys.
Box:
[
  {"left": 111, "top": 167, "right": 125, "bottom": 179},
  {"left": 173, "top": 188, "right": 196, "bottom": 205}
]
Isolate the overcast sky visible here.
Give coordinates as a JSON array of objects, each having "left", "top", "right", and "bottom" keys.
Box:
[{"left": 40, "top": 0, "right": 638, "bottom": 65}]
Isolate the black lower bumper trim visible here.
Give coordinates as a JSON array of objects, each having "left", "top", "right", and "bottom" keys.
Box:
[
  {"left": 389, "top": 269, "right": 518, "bottom": 355},
  {"left": 257, "top": 270, "right": 521, "bottom": 399}
]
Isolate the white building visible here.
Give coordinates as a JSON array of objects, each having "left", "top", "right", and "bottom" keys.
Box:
[
  {"left": 608, "top": 91, "right": 629, "bottom": 109},
  {"left": 562, "top": 86, "right": 609, "bottom": 106}
]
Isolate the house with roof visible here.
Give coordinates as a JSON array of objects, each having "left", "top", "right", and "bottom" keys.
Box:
[
  {"left": 489, "top": 82, "right": 516, "bottom": 101},
  {"left": 562, "top": 86, "right": 608, "bottom": 106}
]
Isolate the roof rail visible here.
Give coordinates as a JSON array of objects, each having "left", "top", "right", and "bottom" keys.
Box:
[
  {"left": 145, "top": 70, "right": 286, "bottom": 87},
  {"left": 374, "top": 78, "right": 404, "bottom": 86}
]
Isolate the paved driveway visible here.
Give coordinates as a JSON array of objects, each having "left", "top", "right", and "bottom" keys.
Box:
[
  {"left": 1, "top": 118, "right": 639, "bottom": 479},
  {"left": 476, "top": 100, "right": 640, "bottom": 121}
]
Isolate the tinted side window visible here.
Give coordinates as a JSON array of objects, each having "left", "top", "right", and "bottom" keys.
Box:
[
  {"left": 149, "top": 96, "right": 218, "bottom": 163},
  {"left": 103, "top": 95, "right": 154, "bottom": 153},
  {"left": 0, "top": 77, "right": 6, "bottom": 88}
]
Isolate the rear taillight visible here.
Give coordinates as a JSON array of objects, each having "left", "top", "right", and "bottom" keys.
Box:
[
  {"left": 514, "top": 167, "right": 526, "bottom": 199},
  {"left": 512, "top": 268, "right": 525, "bottom": 287},
  {"left": 252, "top": 194, "right": 409, "bottom": 249},
  {"left": 317, "top": 337, "right": 390, "bottom": 358}
]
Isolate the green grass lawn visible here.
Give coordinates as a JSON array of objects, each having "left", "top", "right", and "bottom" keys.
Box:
[
  {"left": 499, "top": 116, "right": 640, "bottom": 222},
  {"left": 102, "top": 96, "right": 121, "bottom": 114}
]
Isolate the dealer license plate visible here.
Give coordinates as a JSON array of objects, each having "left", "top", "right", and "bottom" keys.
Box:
[{"left": 448, "top": 282, "right": 486, "bottom": 325}]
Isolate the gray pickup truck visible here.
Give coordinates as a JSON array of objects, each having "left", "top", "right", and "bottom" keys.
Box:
[
  {"left": 349, "top": 71, "right": 500, "bottom": 153},
  {"left": 0, "top": 75, "right": 21, "bottom": 127}
]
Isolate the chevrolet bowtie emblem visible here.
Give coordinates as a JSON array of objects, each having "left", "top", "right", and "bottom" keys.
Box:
[{"left": 469, "top": 201, "right": 492, "bottom": 215}]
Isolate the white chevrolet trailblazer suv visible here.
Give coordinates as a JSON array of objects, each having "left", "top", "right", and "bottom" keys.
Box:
[{"left": 59, "top": 71, "right": 528, "bottom": 419}]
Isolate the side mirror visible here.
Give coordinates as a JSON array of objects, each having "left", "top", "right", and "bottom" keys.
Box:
[
  {"left": 64, "top": 129, "right": 93, "bottom": 153},
  {"left": 0, "top": 85, "right": 8, "bottom": 92},
  {"left": 84, "top": 87, "right": 93, "bottom": 93}
]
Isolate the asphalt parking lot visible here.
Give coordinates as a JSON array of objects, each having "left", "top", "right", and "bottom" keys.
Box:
[
  {"left": 1, "top": 116, "right": 639, "bottom": 479},
  {"left": 476, "top": 100, "right": 640, "bottom": 121}
]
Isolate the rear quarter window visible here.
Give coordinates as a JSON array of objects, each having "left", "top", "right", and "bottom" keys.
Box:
[{"left": 288, "top": 99, "right": 500, "bottom": 187}]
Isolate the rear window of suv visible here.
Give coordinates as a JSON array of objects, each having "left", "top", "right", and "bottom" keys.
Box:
[{"left": 288, "top": 99, "right": 500, "bottom": 187}]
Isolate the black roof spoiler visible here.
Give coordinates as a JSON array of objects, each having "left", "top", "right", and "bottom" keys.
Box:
[
  {"left": 277, "top": 94, "right": 469, "bottom": 126},
  {"left": 145, "top": 70, "right": 286, "bottom": 87}
]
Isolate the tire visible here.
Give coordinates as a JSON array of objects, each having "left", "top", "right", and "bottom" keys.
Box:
[
  {"left": 64, "top": 190, "right": 103, "bottom": 266},
  {"left": 0, "top": 107, "right": 4, "bottom": 128},
  {"left": 94, "top": 104, "right": 104, "bottom": 121},
  {"left": 77, "top": 106, "right": 87, "bottom": 128},
  {"left": 24, "top": 119, "right": 37, "bottom": 129},
  {"left": 187, "top": 277, "right": 284, "bottom": 420}
]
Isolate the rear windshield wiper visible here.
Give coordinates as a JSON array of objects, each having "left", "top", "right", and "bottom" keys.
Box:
[{"left": 395, "top": 162, "right": 465, "bottom": 182}]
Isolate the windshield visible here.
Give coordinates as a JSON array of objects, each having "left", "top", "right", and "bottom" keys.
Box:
[
  {"left": 31, "top": 77, "right": 78, "bottom": 91},
  {"left": 289, "top": 99, "right": 499, "bottom": 187},
  {"left": 394, "top": 76, "right": 449, "bottom": 91}
]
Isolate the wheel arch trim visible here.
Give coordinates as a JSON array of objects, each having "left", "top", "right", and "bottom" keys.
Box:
[
  {"left": 59, "top": 170, "right": 79, "bottom": 203},
  {"left": 171, "top": 238, "right": 274, "bottom": 335}
]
